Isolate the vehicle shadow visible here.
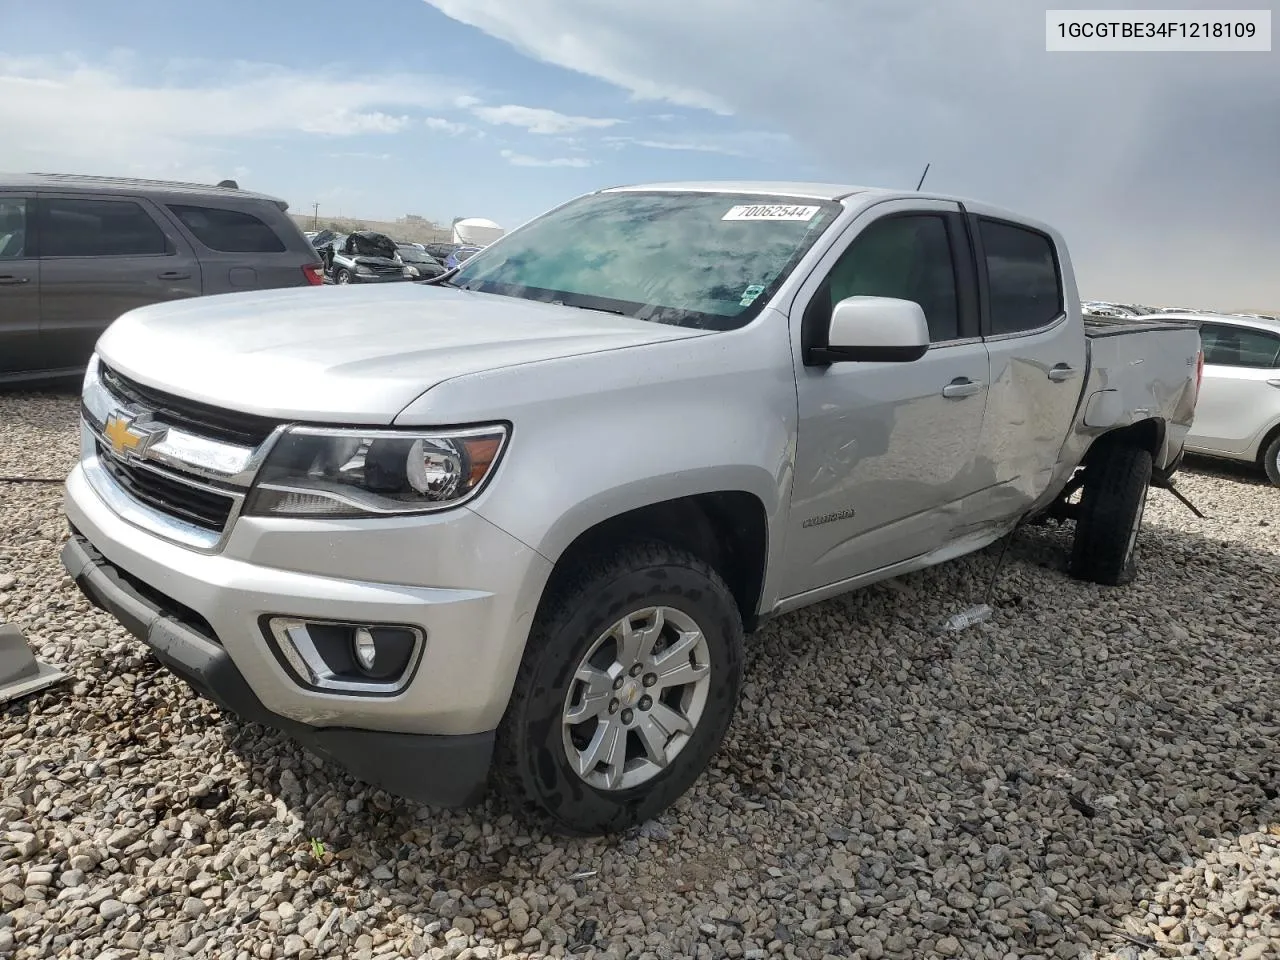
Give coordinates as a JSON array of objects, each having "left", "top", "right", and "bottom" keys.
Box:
[
  {"left": 195, "top": 507, "right": 1279, "bottom": 958},
  {"left": 1181, "top": 453, "right": 1272, "bottom": 488}
]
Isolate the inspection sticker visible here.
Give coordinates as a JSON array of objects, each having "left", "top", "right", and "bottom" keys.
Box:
[
  {"left": 739, "top": 284, "right": 767, "bottom": 306},
  {"left": 722, "top": 204, "right": 820, "bottom": 222}
]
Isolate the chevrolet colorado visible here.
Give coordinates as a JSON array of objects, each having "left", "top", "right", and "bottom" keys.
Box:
[{"left": 60, "top": 182, "right": 1203, "bottom": 835}]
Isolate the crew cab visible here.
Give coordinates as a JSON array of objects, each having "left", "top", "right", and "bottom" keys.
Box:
[{"left": 60, "top": 182, "right": 1202, "bottom": 835}]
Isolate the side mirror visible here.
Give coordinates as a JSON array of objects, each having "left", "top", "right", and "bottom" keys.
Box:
[{"left": 810, "top": 296, "right": 931, "bottom": 364}]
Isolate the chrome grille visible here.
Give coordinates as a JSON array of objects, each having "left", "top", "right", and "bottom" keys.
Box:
[
  {"left": 82, "top": 360, "right": 281, "bottom": 551},
  {"left": 94, "top": 440, "right": 235, "bottom": 531}
]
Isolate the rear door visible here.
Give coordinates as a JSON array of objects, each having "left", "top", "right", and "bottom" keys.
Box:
[
  {"left": 162, "top": 200, "right": 313, "bottom": 293},
  {"left": 968, "top": 212, "right": 1086, "bottom": 518},
  {"left": 1190, "top": 321, "right": 1280, "bottom": 456},
  {"left": 36, "top": 194, "right": 201, "bottom": 370},
  {"left": 0, "top": 194, "right": 41, "bottom": 376}
]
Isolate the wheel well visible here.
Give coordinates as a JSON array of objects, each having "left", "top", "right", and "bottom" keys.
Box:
[
  {"left": 1256, "top": 421, "right": 1280, "bottom": 466},
  {"left": 546, "top": 493, "right": 769, "bottom": 632},
  {"left": 1086, "top": 418, "right": 1164, "bottom": 464}
]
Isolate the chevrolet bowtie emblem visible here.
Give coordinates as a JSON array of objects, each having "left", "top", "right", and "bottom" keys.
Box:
[{"left": 103, "top": 413, "right": 164, "bottom": 459}]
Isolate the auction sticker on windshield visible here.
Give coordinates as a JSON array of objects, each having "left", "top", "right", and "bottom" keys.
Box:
[{"left": 722, "top": 204, "right": 821, "bottom": 221}]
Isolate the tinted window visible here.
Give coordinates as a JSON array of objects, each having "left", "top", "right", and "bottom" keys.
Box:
[
  {"left": 0, "top": 198, "right": 26, "bottom": 260},
  {"left": 979, "top": 219, "right": 1062, "bottom": 335},
  {"left": 169, "top": 204, "right": 286, "bottom": 253},
  {"left": 41, "top": 198, "right": 169, "bottom": 257},
  {"left": 815, "top": 214, "right": 960, "bottom": 343},
  {"left": 1201, "top": 323, "right": 1280, "bottom": 368}
]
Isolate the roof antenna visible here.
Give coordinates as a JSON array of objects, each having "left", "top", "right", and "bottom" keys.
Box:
[{"left": 915, "top": 163, "right": 931, "bottom": 191}]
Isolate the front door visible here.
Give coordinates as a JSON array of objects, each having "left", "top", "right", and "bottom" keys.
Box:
[
  {"left": 780, "top": 200, "right": 990, "bottom": 599},
  {"left": 1190, "top": 321, "right": 1280, "bottom": 456},
  {"left": 36, "top": 194, "right": 202, "bottom": 371},
  {"left": 0, "top": 195, "right": 41, "bottom": 376}
]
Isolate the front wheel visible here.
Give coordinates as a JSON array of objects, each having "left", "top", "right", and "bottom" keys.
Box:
[
  {"left": 493, "top": 542, "right": 744, "bottom": 836},
  {"left": 335, "top": 268, "right": 352, "bottom": 284},
  {"left": 1069, "top": 441, "right": 1152, "bottom": 586}
]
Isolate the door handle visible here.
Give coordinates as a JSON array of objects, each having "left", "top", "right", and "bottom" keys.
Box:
[
  {"left": 159, "top": 271, "right": 192, "bottom": 280},
  {"left": 0, "top": 275, "right": 30, "bottom": 285},
  {"left": 941, "top": 377, "right": 984, "bottom": 399},
  {"left": 1267, "top": 379, "right": 1280, "bottom": 389},
  {"left": 1047, "top": 364, "right": 1077, "bottom": 382}
]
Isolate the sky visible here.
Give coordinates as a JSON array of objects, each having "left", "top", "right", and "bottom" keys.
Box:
[{"left": 1, "top": 0, "right": 1276, "bottom": 310}]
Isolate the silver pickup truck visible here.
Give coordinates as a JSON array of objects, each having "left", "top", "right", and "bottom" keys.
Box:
[{"left": 60, "top": 182, "right": 1203, "bottom": 835}]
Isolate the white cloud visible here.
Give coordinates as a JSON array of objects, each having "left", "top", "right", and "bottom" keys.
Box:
[
  {"left": 500, "top": 149, "right": 593, "bottom": 168},
  {"left": 425, "top": 116, "right": 469, "bottom": 134},
  {"left": 422, "top": 0, "right": 1280, "bottom": 310},
  {"left": 326, "top": 151, "right": 392, "bottom": 161},
  {"left": 0, "top": 54, "right": 470, "bottom": 176},
  {"left": 604, "top": 135, "right": 744, "bottom": 157},
  {"left": 472, "top": 103, "right": 622, "bottom": 135}
]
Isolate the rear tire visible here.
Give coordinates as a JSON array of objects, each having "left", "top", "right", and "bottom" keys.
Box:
[
  {"left": 493, "top": 541, "right": 743, "bottom": 836},
  {"left": 1262, "top": 433, "right": 1280, "bottom": 487},
  {"left": 1069, "top": 441, "right": 1153, "bottom": 586}
]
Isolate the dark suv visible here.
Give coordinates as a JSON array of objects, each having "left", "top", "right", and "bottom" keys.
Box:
[{"left": 0, "top": 173, "right": 324, "bottom": 382}]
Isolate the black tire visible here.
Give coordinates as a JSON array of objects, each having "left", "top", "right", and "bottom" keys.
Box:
[
  {"left": 1069, "top": 441, "right": 1153, "bottom": 586},
  {"left": 493, "top": 541, "right": 744, "bottom": 836},
  {"left": 1262, "top": 432, "right": 1280, "bottom": 487},
  {"left": 335, "top": 268, "right": 352, "bottom": 284}
]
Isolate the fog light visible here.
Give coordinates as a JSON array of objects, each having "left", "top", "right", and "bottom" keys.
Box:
[
  {"left": 264, "top": 617, "right": 424, "bottom": 695},
  {"left": 353, "top": 627, "right": 377, "bottom": 672}
]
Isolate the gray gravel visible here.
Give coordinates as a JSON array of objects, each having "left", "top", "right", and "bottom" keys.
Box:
[{"left": 2, "top": 390, "right": 1279, "bottom": 960}]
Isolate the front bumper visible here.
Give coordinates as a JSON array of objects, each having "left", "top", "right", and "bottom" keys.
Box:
[
  {"left": 63, "top": 457, "right": 553, "bottom": 736},
  {"left": 63, "top": 535, "right": 492, "bottom": 806},
  {"left": 328, "top": 271, "right": 405, "bottom": 284}
]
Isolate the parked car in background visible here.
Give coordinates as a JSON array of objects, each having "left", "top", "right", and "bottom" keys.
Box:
[
  {"left": 423, "top": 242, "right": 459, "bottom": 263},
  {"left": 1149, "top": 311, "right": 1280, "bottom": 485},
  {"left": 62, "top": 180, "right": 1201, "bottom": 835},
  {"left": 324, "top": 231, "right": 408, "bottom": 284},
  {"left": 444, "top": 244, "right": 484, "bottom": 270},
  {"left": 0, "top": 173, "right": 323, "bottom": 382},
  {"left": 395, "top": 243, "right": 447, "bottom": 280}
]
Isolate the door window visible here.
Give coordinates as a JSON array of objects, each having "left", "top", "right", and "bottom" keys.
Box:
[
  {"left": 168, "top": 204, "right": 286, "bottom": 253},
  {"left": 40, "top": 198, "right": 170, "bottom": 258},
  {"left": 977, "top": 219, "right": 1063, "bottom": 335},
  {"left": 807, "top": 214, "right": 961, "bottom": 345},
  {"left": 1200, "top": 323, "right": 1280, "bottom": 368},
  {"left": 0, "top": 198, "right": 27, "bottom": 259}
]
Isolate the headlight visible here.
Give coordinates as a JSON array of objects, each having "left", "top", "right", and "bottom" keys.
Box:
[
  {"left": 244, "top": 425, "right": 508, "bottom": 518},
  {"left": 404, "top": 265, "right": 419, "bottom": 278},
  {"left": 355, "top": 264, "right": 373, "bottom": 276}
]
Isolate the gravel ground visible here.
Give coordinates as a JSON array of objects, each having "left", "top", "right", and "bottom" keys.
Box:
[{"left": 2, "top": 390, "right": 1278, "bottom": 960}]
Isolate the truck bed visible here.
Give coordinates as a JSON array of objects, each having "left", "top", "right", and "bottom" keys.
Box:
[{"left": 1084, "top": 314, "right": 1202, "bottom": 338}]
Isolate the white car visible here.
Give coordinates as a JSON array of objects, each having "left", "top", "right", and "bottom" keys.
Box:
[{"left": 1151, "top": 312, "right": 1280, "bottom": 485}]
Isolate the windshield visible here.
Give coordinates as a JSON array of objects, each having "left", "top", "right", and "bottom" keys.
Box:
[{"left": 450, "top": 190, "right": 841, "bottom": 330}]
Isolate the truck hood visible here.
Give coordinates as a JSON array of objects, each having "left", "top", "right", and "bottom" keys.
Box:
[{"left": 96, "top": 285, "right": 711, "bottom": 423}]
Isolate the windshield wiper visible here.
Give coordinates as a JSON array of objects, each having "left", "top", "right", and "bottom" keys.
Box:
[{"left": 550, "top": 299, "right": 627, "bottom": 317}]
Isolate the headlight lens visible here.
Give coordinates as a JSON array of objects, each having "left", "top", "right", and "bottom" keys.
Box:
[
  {"left": 355, "top": 264, "right": 373, "bottom": 275},
  {"left": 404, "top": 265, "right": 419, "bottom": 278},
  {"left": 244, "top": 425, "right": 508, "bottom": 517}
]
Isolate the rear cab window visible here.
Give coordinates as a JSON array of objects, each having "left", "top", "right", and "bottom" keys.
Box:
[
  {"left": 976, "top": 218, "right": 1064, "bottom": 336},
  {"left": 40, "top": 197, "right": 172, "bottom": 258},
  {"left": 168, "top": 204, "right": 287, "bottom": 253}
]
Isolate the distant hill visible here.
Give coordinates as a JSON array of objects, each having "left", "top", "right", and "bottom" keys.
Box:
[{"left": 289, "top": 214, "right": 451, "bottom": 245}]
